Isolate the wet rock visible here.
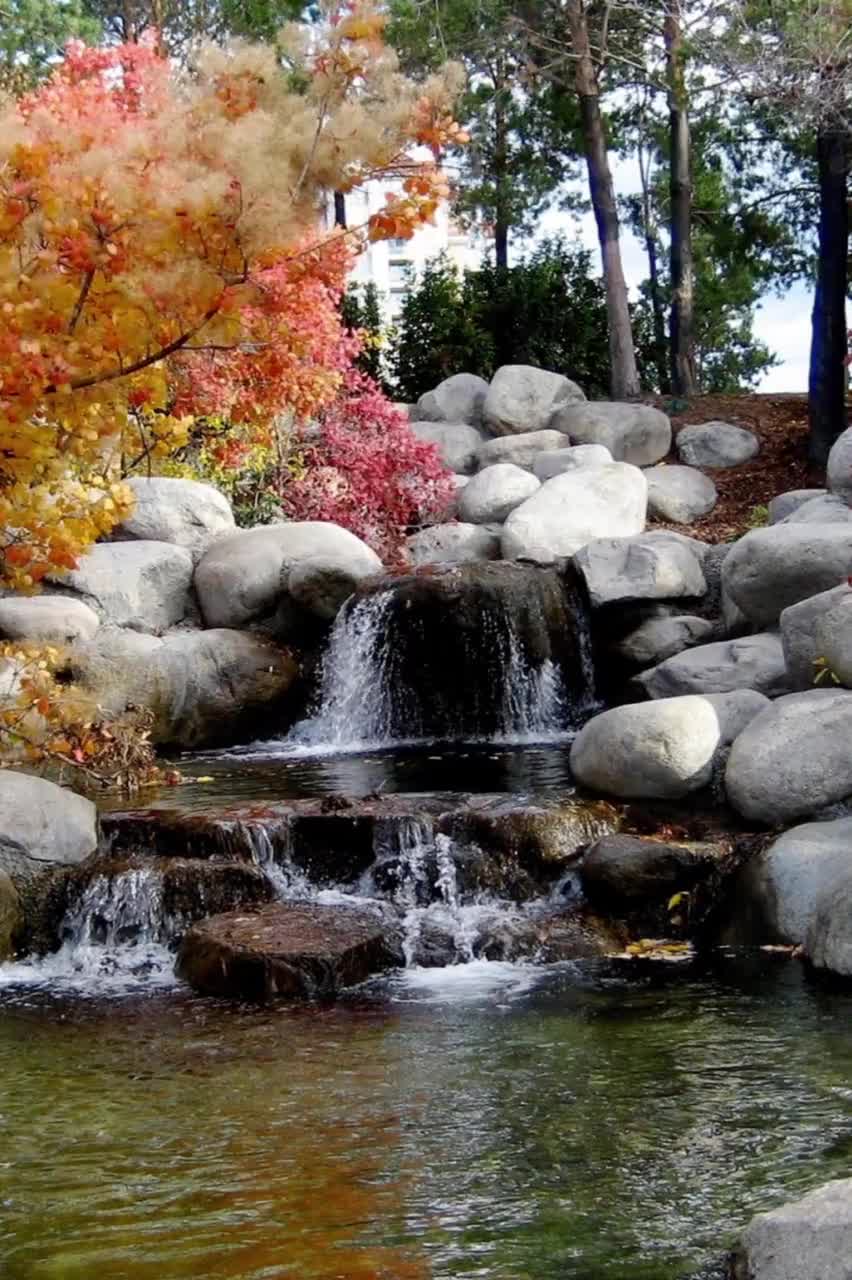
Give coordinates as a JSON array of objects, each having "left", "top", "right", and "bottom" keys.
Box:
[
  {"left": 446, "top": 801, "right": 623, "bottom": 879},
  {"left": 286, "top": 555, "right": 379, "bottom": 621},
  {"left": 0, "top": 772, "right": 97, "bottom": 865},
  {"left": 483, "top": 365, "right": 585, "bottom": 436},
  {"left": 827, "top": 427, "right": 852, "bottom": 504},
  {"left": 581, "top": 834, "right": 716, "bottom": 908},
  {"left": 0, "top": 835, "right": 63, "bottom": 955},
  {"left": 676, "top": 421, "right": 759, "bottom": 469},
  {"left": 634, "top": 633, "right": 790, "bottom": 700},
  {"left": 731, "top": 1178, "right": 852, "bottom": 1280},
  {"left": 476, "top": 428, "right": 571, "bottom": 472},
  {"left": 458, "top": 463, "right": 540, "bottom": 524},
  {"left": 614, "top": 615, "right": 715, "bottom": 668},
  {"left": 721, "top": 524, "right": 852, "bottom": 628},
  {"left": 406, "top": 522, "right": 501, "bottom": 567},
  {"left": 780, "top": 585, "right": 852, "bottom": 691},
  {"left": 551, "top": 402, "right": 672, "bottom": 467},
  {"left": 768, "top": 489, "right": 827, "bottom": 524},
  {"left": 409, "top": 420, "right": 491, "bottom": 474},
  {"left": 575, "top": 533, "right": 706, "bottom": 608},
  {"left": 533, "top": 444, "right": 614, "bottom": 480},
  {"left": 725, "top": 690, "right": 852, "bottom": 825},
  {"left": 176, "top": 902, "right": 404, "bottom": 1000},
  {"left": 806, "top": 874, "right": 852, "bottom": 979},
  {"left": 48, "top": 541, "right": 194, "bottom": 632},
  {"left": 502, "top": 464, "right": 648, "bottom": 564},
  {"left": 0, "top": 596, "right": 100, "bottom": 644},
  {"left": 415, "top": 373, "right": 490, "bottom": 428},
  {"left": 112, "top": 476, "right": 235, "bottom": 561},
  {"left": 645, "top": 465, "right": 717, "bottom": 524},
  {"left": 0, "top": 868, "right": 21, "bottom": 961},
  {"left": 530, "top": 909, "right": 628, "bottom": 962}
]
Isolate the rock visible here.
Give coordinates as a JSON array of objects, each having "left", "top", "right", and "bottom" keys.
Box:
[
  {"left": 483, "top": 364, "right": 585, "bottom": 436},
  {"left": 721, "top": 524, "right": 852, "bottom": 628},
  {"left": 634, "top": 633, "right": 790, "bottom": 700},
  {"left": 733, "top": 1178, "right": 852, "bottom": 1280},
  {"left": 532, "top": 444, "right": 614, "bottom": 480},
  {"left": 414, "top": 373, "right": 490, "bottom": 427},
  {"left": 48, "top": 541, "right": 194, "bottom": 633},
  {"left": 645, "top": 465, "right": 717, "bottom": 524},
  {"left": 827, "top": 426, "right": 852, "bottom": 504},
  {"left": 502, "top": 464, "right": 648, "bottom": 564},
  {"left": 112, "top": 476, "right": 235, "bottom": 560},
  {"left": 614, "top": 615, "right": 715, "bottom": 668},
  {"left": 783, "top": 495, "right": 852, "bottom": 526},
  {"left": 0, "top": 771, "right": 97, "bottom": 864},
  {"left": 176, "top": 901, "right": 403, "bottom": 1000},
  {"left": 287, "top": 555, "right": 378, "bottom": 621},
  {"left": 457, "top": 464, "right": 541, "bottom": 524},
  {"left": 780, "top": 585, "right": 852, "bottom": 690},
  {"left": 768, "top": 489, "right": 827, "bottom": 524},
  {"left": 581, "top": 834, "right": 715, "bottom": 908},
  {"left": 0, "top": 596, "right": 100, "bottom": 644},
  {"left": 807, "top": 871, "right": 852, "bottom": 978},
  {"left": 409, "top": 420, "right": 490, "bottom": 474},
  {"left": 476, "top": 429, "right": 571, "bottom": 472},
  {"left": 551, "top": 402, "right": 672, "bottom": 466},
  {"left": 726, "top": 689, "right": 852, "bottom": 824},
  {"left": 570, "top": 691, "right": 768, "bottom": 800},
  {"left": 0, "top": 868, "right": 21, "bottom": 960},
  {"left": 575, "top": 533, "right": 706, "bottom": 608},
  {"left": 195, "top": 522, "right": 382, "bottom": 629},
  {"left": 406, "top": 523, "right": 501, "bottom": 567},
  {"left": 676, "top": 421, "right": 760, "bottom": 468},
  {"left": 68, "top": 626, "right": 298, "bottom": 750}
]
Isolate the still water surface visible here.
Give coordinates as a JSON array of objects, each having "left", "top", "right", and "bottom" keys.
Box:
[{"left": 2, "top": 956, "right": 851, "bottom": 1280}]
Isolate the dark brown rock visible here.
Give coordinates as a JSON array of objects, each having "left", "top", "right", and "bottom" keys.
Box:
[
  {"left": 176, "top": 902, "right": 404, "bottom": 1000},
  {"left": 582, "top": 834, "right": 716, "bottom": 909}
]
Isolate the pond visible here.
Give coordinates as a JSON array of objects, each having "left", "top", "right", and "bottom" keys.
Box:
[{"left": 2, "top": 954, "right": 851, "bottom": 1280}]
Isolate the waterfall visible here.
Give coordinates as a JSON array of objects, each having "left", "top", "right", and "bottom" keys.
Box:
[{"left": 283, "top": 563, "right": 597, "bottom": 755}]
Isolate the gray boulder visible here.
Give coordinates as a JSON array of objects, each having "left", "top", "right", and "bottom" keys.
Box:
[
  {"left": 409, "top": 420, "right": 490, "bottom": 474},
  {"left": 575, "top": 533, "right": 706, "bottom": 608},
  {"left": 0, "top": 771, "right": 97, "bottom": 864},
  {"left": 476, "top": 429, "right": 571, "bottom": 472},
  {"left": 635, "top": 633, "right": 789, "bottom": 700},
  {"left": 112, "top": 476, "right": 235, "bottom": 560},
  {"left": 551, "top": 402, "right": 671, "bottom": 467},
  {"left": 68, "top": 626, "right": 299, "bottom": 750},
  {"left": 768, "top": 489, "right": 827, "bottom": 524},
  {"left": 645, "top": 464, "right": 717, "bottom": 524},
  {"left": 725, "top": 689, "right": 852, "bottom": 824},
  {"left": 415, "top": 373, "right": 490, "bottom": 427},
  {"left": 721, "top": 524, "right": 852, "bottom": 628},
  {"left": 195, "top": 522, "right": 382, "bottom": 629},
  {"left": 781, "top": 585, "right": 852, "bottom": 690},
  {"left": 502, "top": 463, "right": 647, "bottom": 564},
  {"left": 827, "top": 426, "right": 852, "bottom": 504},
  {"left": 733, "top": 1178, "right": 852, "bottom": 1280},
  {"left": 570, "top": 691, "right": 768, "bottom": 800},
  {"left": 532, "top": 444, "right": 614, "bottom": 480},
  {"left": 406, "top": 523, "right": 501, "bottom": 567},
  {"left": 614, "top": 615, "right": 715, "bottom": 668},
  {"left": 483, "top": 365, "right": 585, "bottom": 436},
  {"left": 782, "top": 493, "right": 852, "bottom": 525},
  {"left": 458, "top": 464, "right": 540, "bottom": 524},
  {"left": 48, "top": 541, "right": 193, "bottom": 633},
  {"left": 581, "top": 834, "right": 715, "bottom": 908},
  {"left": 676, "top": 421, "right": 759, "bottom": 468},
  {"left": 287, "top": 555, "right": 377, "bottom": 621},
  {"left": 808, "top": 868, "right": 852, "bottom": 978},
  {"left": 0, "top": 596, "right": 100, "bottom": 644},
  {"left": 734, "top": 818, "right": 852, "bottom": 945}
]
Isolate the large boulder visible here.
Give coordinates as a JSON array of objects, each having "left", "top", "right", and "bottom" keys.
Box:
[
  {"left": 732, "top": 1179, "right": 852, "bottom": 1280},
  {"left": 781, "top": 585, "right": 852, "bottom": 690},
  {"left": 645, "top": 464, "right": 717, "bottom": 524},
  {"left": 286, "top": 555, "right": 378, "bottom": 622},
  {"left": 725, "top": 689, "right": 852, "bottom": 824},
  {"left": 551, "top": 402, "right": 671, "bottom": 466},
  {"left": 581, "top": 834, "right": 715, "bottom": 909},
  {"left": 0, "top": 868, "right": 21, "bottom": 961},
  {"left": 176, "top": 901, "right": 404, "bottom": 1000},
  {"left": 0, "top": 771, "right": 97, "bottom": 864},
  {"left": 676, "top": 421, "right": 759, "bottom": 468},
  {"left": 195, "top": 522, "right": 381, "bottom": 629},
  {"left": 614, "top": 615, "right": 715, "bottom": 668},
  {"left": 570, "top": 691, "right": 768, "bottom": 800},
  {"left": 406, "top": 523, "right": 501, "bottom": 567},
  {"left": 68, "top": 626, "right": 298, "bottom": 750},
  {"left": 502, "top": 464, "right": 647, "bottom": 564},
  {"left": 409, "top": 420, "right": 490, "bottom": 474},
  {"left": 48, "top": 541, "right": 194, "bottom": 632},
  {"left": 0, "top": 596, "right": 100, "bottom": 644},
  {"left": 807, "top": 870, "right": 852, "bottom": 979},
  {"left": 112, "top": 476, "right": 235, "bottom": 560},
  {"left": 457, "top": 464, "right": 540, "bottom": 524},
  {"left": 575, "top": 533, "right": 706, "bottom": 608},
  {"left": 414, "top": 373, "right": 490, "bottom": 427},
  {"left": 782, "top": 494, "right": 852, "bottom": 525},
  {"left": 483, "top": 365, "right": 585, "bottom": 437},
  {"left": 476, "top": 429, "right": 571, "bottom": 472},
  {"left": 827, "top": 426, "right": 852, "bottom": 504},
  {"left": 721, "top": 524, "right": 852, "bottom": 628},
  {"left": 532, "top": 444, "right": 613, "bottom": 480},
  {"left": 768, "top": 489, "right": 827, "bottom": 524},
  {"left": 634, "top": 633, "right": 789, "bottom": 700}
]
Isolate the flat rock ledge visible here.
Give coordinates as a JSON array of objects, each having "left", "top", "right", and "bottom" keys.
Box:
[{"left": 176, "top": 902, "right": 404, "bottom": 1001}]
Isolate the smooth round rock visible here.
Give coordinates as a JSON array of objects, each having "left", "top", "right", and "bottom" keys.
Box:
[
  {"left": 457, "top": 464, "right": 540, "bottom": 524},
  {"left": 645, "top": 464, "right": 717, "bottom": 523},
  {"left": 676, "top": 421, "right": 759, "bottom": 469},
  {"left": 552, "top": 402, "right": 672, "bottom": 467}
]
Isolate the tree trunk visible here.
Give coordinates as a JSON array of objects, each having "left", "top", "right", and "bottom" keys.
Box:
[
  {"left": 493, "top": 72, "right": 510, "bottom": 272},
  {"left": 808, "top": 123, "right": 849, "bottom": 467},
  {"left": 636, "top": 129, "right": 670, "bottom": 394},
  {"left": 566, "top": 1, "right": 640, "bottom": 400},
  {"left": 333, "top": 191, "right": 347, "bottom": 229},
  {"left": 665, "top": 2, "right": 696, "bottom": 397}
]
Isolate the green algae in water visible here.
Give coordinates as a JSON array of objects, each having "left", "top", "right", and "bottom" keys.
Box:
[{"left": 1, "top": 955, "right": 851, "bottom": 1280}]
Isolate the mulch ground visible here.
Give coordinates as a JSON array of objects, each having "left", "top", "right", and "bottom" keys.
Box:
[{"left": 649, "top": 393, "right": 830, "bottom": 543}]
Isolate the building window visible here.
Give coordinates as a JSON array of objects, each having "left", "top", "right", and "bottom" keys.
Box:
[
  {"left": 388, "top": 261, "right": 410, "bottom": 289},
  {"left": 389, "top": 238, "right": 409, "bottom": 253}
]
